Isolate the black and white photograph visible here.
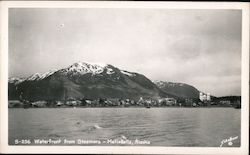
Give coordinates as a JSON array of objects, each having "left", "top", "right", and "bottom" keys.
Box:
[{"left": 0, "top": 1, "right": 249, "bottom": 154}]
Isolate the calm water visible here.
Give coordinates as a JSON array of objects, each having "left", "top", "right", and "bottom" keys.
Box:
[{"left": 9, "top": 108, "right": 241, "bottom": 147}]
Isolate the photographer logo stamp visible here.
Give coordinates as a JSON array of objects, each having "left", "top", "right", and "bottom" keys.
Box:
[{"left": 220, "top": 136, "right": 238, "bottom": 147}]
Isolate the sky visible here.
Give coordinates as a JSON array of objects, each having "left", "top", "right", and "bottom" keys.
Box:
[{"left": 9, "top": 8, "right": 242, "bottom": 96}]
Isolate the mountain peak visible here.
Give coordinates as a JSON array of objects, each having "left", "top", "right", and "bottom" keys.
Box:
[
  {"left": 60, "top": 61, "right": 114, "bottom": 76},
  {"left": 26, "top": 70, "right": 58, "bottom": 81}
]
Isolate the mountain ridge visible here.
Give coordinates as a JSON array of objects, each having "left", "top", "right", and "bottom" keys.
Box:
[
  {"left": 153, "top": 80, "right": 200, "bottom": 99},
  {"left": 9, "top": 62, "right": 176, "bottom": 100},
  {"left": 9, "top": 61, "right": 210, "bottom": 101}
]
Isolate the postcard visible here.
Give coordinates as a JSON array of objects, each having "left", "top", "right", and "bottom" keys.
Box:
[{"left": 0, "top": 1, "right": 249, "bottom": 154}]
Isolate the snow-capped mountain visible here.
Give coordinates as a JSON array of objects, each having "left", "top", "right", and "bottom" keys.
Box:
[
  {"left": 154, "top": 80, "right": 200, "bottom": 99},
  {"left": 8, "top": 62, "right": 172, "bottom": 100},
  {"left": 14, "top": 70, "right": 59, "bottom": 82},
  {"left": 9, "top": 62, "right": 138, "bottom": 83},
  {"left": 8, "top": 62, "right": 204, "bottom": 100}
]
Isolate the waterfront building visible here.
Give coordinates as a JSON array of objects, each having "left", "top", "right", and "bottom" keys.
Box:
[{"left": 199, "top": 92, "right": 211, "bottom": 102}]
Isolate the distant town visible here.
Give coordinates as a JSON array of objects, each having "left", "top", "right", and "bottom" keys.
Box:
[{"left": 8, "top": 92, "right": 241, "bottom": 109}]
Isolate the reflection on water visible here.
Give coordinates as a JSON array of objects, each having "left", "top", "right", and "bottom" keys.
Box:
[{"left": 9, "top": 108, "right": 241, "bottom": 147}]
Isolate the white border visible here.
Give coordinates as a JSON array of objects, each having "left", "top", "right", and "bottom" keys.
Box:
[{"left": 0, "top": 1, "right": 249, "bottom": 154}]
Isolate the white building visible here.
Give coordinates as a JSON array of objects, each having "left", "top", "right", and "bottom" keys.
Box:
[
  {"left": 199, "top": 92, "right": 211, "bottom": 102},
  {"left": 206, "top": 93, "right": 211, "bottom": 101}
]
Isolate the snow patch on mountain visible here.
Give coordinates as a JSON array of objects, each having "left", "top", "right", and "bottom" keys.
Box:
[
  {"left": 88, "top": 62, "right": 109, "bottom": 68},
  {"left": 26, "top": 69, "right": 58, "bottom": 81},
  {"left": 27, "top": 73, "right": 41, "bottom": 81},
  {"left": 59, "top": 62, "right": 118, "bottom": 76},
  {"left": 106, "top": 68, "right": 115, "bottom": 75},
  {"left": 154, "top": 80, "right": 185, "bottom": 88},
  {"left": 121, "top": 70, "right": 136, "bottom": 77},
  {"left": 60, "top": 62, "right": 103, "bottom": 75},
  {"left": 39, "top": 70, "right": 58, "bottom": 80}
]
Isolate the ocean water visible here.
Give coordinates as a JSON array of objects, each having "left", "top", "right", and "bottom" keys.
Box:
[{"left": 9, "top": 108, "right": 241, "bottom": 147}]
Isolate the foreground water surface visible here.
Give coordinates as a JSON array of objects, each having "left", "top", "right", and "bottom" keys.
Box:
[{"left": 9, "top": 108, "right": 241, "bottom": 147}]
